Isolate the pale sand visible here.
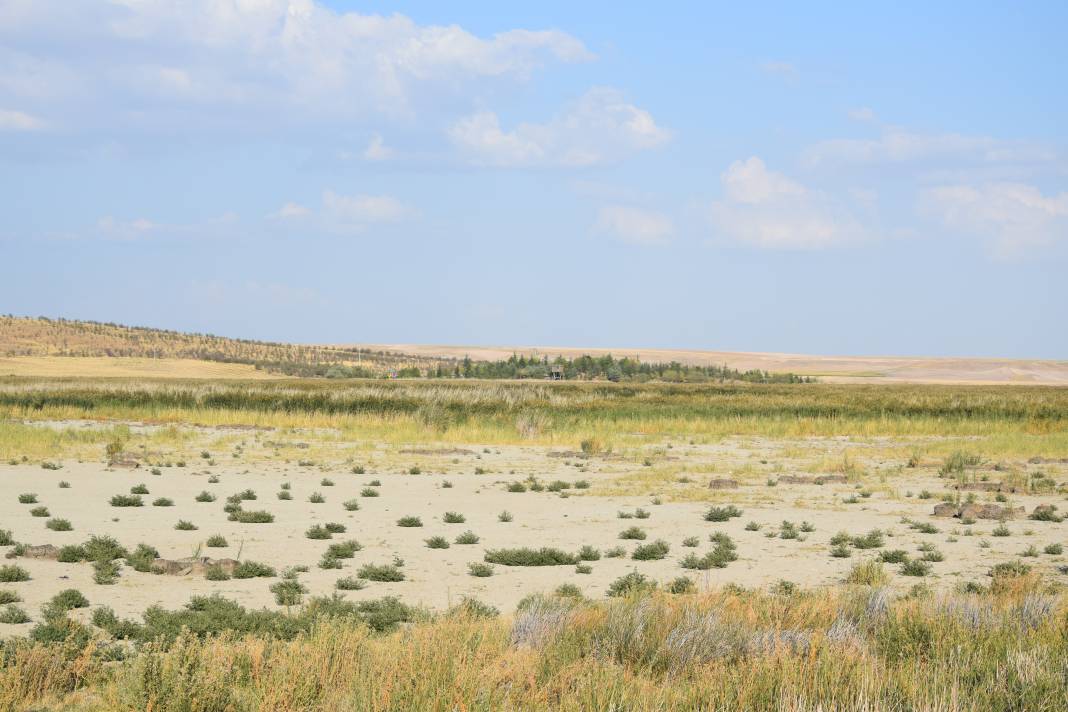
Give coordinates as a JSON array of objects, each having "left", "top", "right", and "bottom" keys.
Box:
[
  {"left": 354, "top": 344, "right": 1068, "bottom": 385},
  {"left": 2, "top": 432, "right": 1065, "bottom": 634}
]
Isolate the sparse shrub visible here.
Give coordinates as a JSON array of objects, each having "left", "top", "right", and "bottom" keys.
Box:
[
  {"left": 830, "top": 544, "right": 851, "bottom": 558},
  {"left": 360, "top": 488, "right": 379, "bottom": 498},
  {"left": 270, "top": 579, "right": 308, "bottom": 606},
  {"left": 992, "top": 523, "right": 1011, "bottom": 537},
  {"left": 607, "top": 571, "right": 655, "bottom": 597},
  {"left": 454, "top": 530, "right": 479, "bottom": 545},
  {"left": 852, "top": 529, "right": 885, "bottom": 549},
  {"left": 30, "top": 506, "right": 49, "bottom": 517},
  {"left": 1020, "top": 545, "right": 1040, "bottom": 557},
  {"left": 1044, "top": 543, "right": 1063, "bottom": 555},
  {"left": 195, "top": 491, "right": 216, "bottom": 503},
  {"left": 575, "top": 563, "right": 592, "bottom": 574},
  {"left": 704, "top": 505, "right": 742, "bottom": 522},
  {"left": 0, "top": 590, "right": 20, "bottom": 605},
  {"left": 397, "top": 516, "right": 423, "bottom": 527},
  {"left": 358, "top": 563, "right": 405, "bottom": 582},
  {"left": 497, "top": 510, "right": 513, "bottom": 522},
  {"left": 0, "top": 605, "right": 29, "bottom": 624},
  {"left": 779, "top": 521, "right": 801, "bottom": 540},
  {"left": 18, "top": 494, "right": 38, "bottom": 504},
  {"left": 175, "top": 520, "right": 198, "bottom": 531},
  {"left": 336, "top": 576, "right": 366, "bottom": 591},
  {"left": 109, "top": 494, "right": 143, "bottom": 507},
  {"left": 130, "top": 484, "right": 149, "bottom": 495},
  {"left": 578, "top": 545, "right": 601, "bottom": 561},
  {"left": 879, "top": 549, "right": 909, "bottom": 564},
  {"left": 205, "top": 535, "right": 228, "bottom": 548},
  {"left": 232, "top": 561, "right": 275, "bottom": 579},
  {"left": 631, "top": 539, "right": 670, "bottom": 561},
  {"left": 228, "top": 510, "right": 274, "bottom": 523},
  {"left": 619, "top": 526, "right": 647, "bottom": 540},
  {"left": 682, "top": 536, "right": 700, "bottom": 547},
  {"left": 58, "top": 481, "right": 70, "bottom": 489},
  {"left": 443, "top": 511, "right": 465, "bottom": 524},
  {"left": 352, "top": 466, "right": 366, "bottom": 475},
  {"left": 326, "top": 540, "right": 361, "bottom": 558},
  {"left": 321, "top": 478, "right": 334, "bottom": 487},
  {"left": 484, "top": 548, "right": 577, "bottom": 566},
  {"left": 152, "top": 497, "right": 174, "bottom": 507},
  {"left": 425, "top": 536, "right": 450, "bottom": 549},
  {"left": 93, "top": 559, "right": 120, "bottom": 584},
  {"left": 306, "top": 525, "right": 332, "bottom": 540},
  {"left": 604, "top": 546, "right": 626, "bottom": 558},
  {"left": 468, "top": 562, "right": 494, "bottom": 577},
  {"left": 277, "top": 490, "right": 293, "bottom": 500},
  {"left": 46, "top": 518, "right": 72, "bottom": 532},
  {"left": 745, "top": 521, "right": 761, "bottom": 531},
  {"left": 506, "top": 482, "right": 527, "bottom": 493},
  {"left": 634, "top": 508, "right": 651, "bottom": 519},
  {"left": 901, "top": 560, "right": 931, "bottom": 577},
  {"left": 125, "top": 544, "right": 159, "bottom": 572},
  {"left": 0, "top": 530, "right": 13, "bottom": 546},
  {"left": 205, "top": 565, "right": 231, "bottom": 581},
  {"left": 308, "top": 492, "right": 325, "bottom": 504}
]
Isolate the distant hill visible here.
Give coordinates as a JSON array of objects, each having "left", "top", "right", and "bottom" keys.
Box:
[{"left": 0, "top": 316, "right": 448, "bottom": 378}]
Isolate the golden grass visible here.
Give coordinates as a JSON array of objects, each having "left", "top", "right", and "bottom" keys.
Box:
[{"left": 0, "top": 357, "right": 279, "bottom": 379}]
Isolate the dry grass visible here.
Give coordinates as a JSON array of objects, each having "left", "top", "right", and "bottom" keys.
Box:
[{"left": 0, "top": 357, "right": 278, "bottom": 380}]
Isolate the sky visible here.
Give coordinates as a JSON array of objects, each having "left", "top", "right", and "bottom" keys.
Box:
[{"left": 2, "top": 1, "right": 1066, "bottom": 359}]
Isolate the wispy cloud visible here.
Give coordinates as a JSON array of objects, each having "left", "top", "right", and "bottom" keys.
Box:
[
  {"left": 596, "top": 205, "right": 673, "bottom": 245},
  {"left": 0, "top": 108, "right": 42, "bottom": 131},
  {"left": 449, "top": 87, "right": 669, "bottom": 167},
  {"left": 921, "top": 182, "right": 1068, "bottom": 255},
  {"left": 710, "top": 157, "right": 871, "bottom": 249}
]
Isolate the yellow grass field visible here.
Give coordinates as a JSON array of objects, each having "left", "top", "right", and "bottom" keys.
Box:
[{"left": 0, "top": 357, "right": 281, "bottom": 380}]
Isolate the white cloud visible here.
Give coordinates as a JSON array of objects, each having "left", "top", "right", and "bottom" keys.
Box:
[
  {"left": 803, "top": 127, "right": 1054, "bottom": 168},
  {"left": 449, "top": 87, "right": 669, "bottom": 167},
  {"left": 709, "top": 157, "right": 870, "bottom": 249},
  {"left": 596, "top": 205, "right": 673, "bottom": 245},
  {"left": 269, "top": 202, "right": 310, "bottom": 220},
  {"left": 921, "top": 182, "right": 1068, "bottom": 254},
  {"left": 92, "top": 212, "right": 238, "bottom": 240},
  {"left": 0, "top": 1, "right": 593, "bottom": 127},
  {"left": 363, "top": 134, "right": 393, "bottom": 161},
  {"left": 322, "top": 191, "right": 408, "bottom": 226},
  {"left": 0, "top": 108, "right": 41, "bottom": 130}
]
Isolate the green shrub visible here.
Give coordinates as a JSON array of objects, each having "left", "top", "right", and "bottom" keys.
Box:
[
  {"left": 175, "top": 520, "right": 198, "bottom": 531},
  {"left": 425, "top": 536, "right": 450, "bottom": 549},
  {"left": 454, "top": 530, "right": 479, "bottom": 545},
  {"left": 228, "top": 510, "right": 274, "bottom": 523},
  {"left": 483, "top": 548, "right": 577, "bottom": 566},
  {"left": 270, "top": 579, "right": 308, "bottom": 606},
  {"left": 992, "top": 523, "right": 1011, "bottom": 537},
  {"left": 1044, "top": 543, "right": 1063, "bottom": 555},
  {"left": 83, "top": 536, "right": 125, "bottom": 562},
  {"left": 46, "top": 518, "right": 72, "bottom": 532},
  {"left": 205, "top": 535, "right": 228, "bottom": 548},
  {"left": 92, "top": 559, "right": 120, "bottom": 585},
  {"left": 619, "top": 526, "right": 647, "bottom": 540},
  {"left": 343, "top": 499, "right": 360, "bottom": 511},
  {"left": 195, "top": 491, "right": 216, "bottom": 503},
  {"left": 336, "top": 576, "right": 366, "bottom": 591},
  {"left": 668, "top": 576, "right": 696, "bottom": 594},
  {"left": 682, "top": 536, "right": 700, "bottom": 547},
  {"left": 631, "top": 540, "right": 670, "bottom": 560},
  {"left": 109, "top": 494, "right": 143, "bottom": 507},
  {"left": 30, "top": 506, "right": 49, "bottom": 517},
  {"left": 320, "top": 478, "right": 334, "bottom": 487},
  {"left": 58, "top": 481, "right": 70, "bottom": 488},
  {"left": 577, "top": 545, "right": 601, "bottom": 561},
  {"left": 0, "top": 605, "right": 30, "bottom": 624},
  {"left": 153, "top": 497, "right": 174, "bottom": 507},
  {"left": 18, "top": 493, "right": 38, "bottom": 504},
  {"left": 497, "top": 510, "right": 513, "bottom": 522},
  {"left": 851, "top": 530, "right": 885, "bottom": 549},
  {"left": 467, "top": 562, "right": 494, "bottom": 577},
  {"left": 309, "top": 492, "right": 325, "bottom": 504},
  {"left": 360, "top": 488, "right": 379, "bottom": 498},
  {"left": 130, "top": 484, "right": 149, "bottom": 495},
  {"left": 326, "top": 540, "right": 361, "bottom": 559},
  {"left": 306, "top": 525, "right": 332, "bottom": 540},
  {"left": 443, "top": 511, "right": 465, "bottom": 524},
  {"left": 0, "top": 590, "right": 20, "bottom": 604},
  {"left": 357, "top": 563, "right": 405, "bottom": 582},
  {"left": 125, "top": 544, "right": 159, "bottom": 572},
  {"left": 0, "top": 530, "right": 14, "bottom": 546},
  {"left": 397, "top": 516, "right": 423, "bottom": 527},
  {"left": 233, "top": 561, "right": 275, "bottom": 579},
  {"left": 879, "top": 549, "right": 909, "bottom": 564},
  {"left": 205, "top": 565, "right": 231, "bottom": 581},
  {"left": 277, "top": 491, "right": 293, "bottom": 500},
  {"left": 901, "top": 560, "right": 931, "bottom": 577},
  {"left": 704, "top": 505, "right": 742, "bottom": 522},
  {"left": 845, "top": 560, "right": 890, "bottom": 586},
  {"left": 607, "top": 571, "right": 656, "bottom": 597}
]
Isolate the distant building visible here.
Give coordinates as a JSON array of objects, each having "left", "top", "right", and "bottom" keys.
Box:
[{"left": 548, "top": 365, "right": 564, "bottom": 381}]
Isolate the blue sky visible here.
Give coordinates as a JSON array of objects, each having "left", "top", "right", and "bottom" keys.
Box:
[{"left": 2, "top": 1, "right": 1066, "bottom": 358}]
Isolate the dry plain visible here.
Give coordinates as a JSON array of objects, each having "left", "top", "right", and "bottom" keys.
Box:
[{"left": 2, "top": 417, "right": 1066, "bottom": 632}]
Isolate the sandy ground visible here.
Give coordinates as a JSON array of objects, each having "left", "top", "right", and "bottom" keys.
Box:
[
  {"left": 357, "top": 344, "right": 1068, "bottom": 385},
  {"left": 1, "top": 431, "right": 1065, "bottom": 635}
]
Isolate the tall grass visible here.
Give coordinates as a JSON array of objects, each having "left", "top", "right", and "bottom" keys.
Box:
[{"left": 2, "top": 582, "right": 1065, "bottom": 711}]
